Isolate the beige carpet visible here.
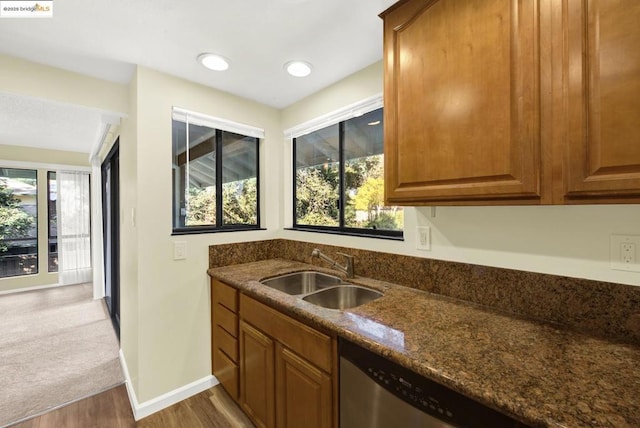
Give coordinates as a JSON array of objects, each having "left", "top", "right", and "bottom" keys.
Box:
[{"left": 0, "top": 283, "right": 124, "bottom": 427}]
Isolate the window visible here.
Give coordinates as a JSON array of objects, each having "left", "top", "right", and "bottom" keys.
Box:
[
  {"left": 48, "top": 171, "right": 57, "bottom": 272},
  {"left": 0, "top": 168, "right": 38, "bottom": 278},
  {"left": 172, "top": 108, "right": 262, "bottom": 233},
  {"left": 293, "top": 107, "right": 403, "bottom": 238}
]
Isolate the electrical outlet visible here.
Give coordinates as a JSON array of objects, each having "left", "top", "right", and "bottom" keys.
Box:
[
  {"left": 621, "top": 243, "right": 636, "bottom": 264},
  {"left": 416, "top": 226, "right": 431, "bottom": 251},
  {"left": 610, "top": 235, "right": 640, "bottom": 272}
]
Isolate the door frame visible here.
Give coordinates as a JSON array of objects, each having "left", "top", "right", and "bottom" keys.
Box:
[{"left": 101, "top": 139, "right": 120, "bottom": 338}]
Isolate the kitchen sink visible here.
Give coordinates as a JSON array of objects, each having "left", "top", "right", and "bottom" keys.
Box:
[
  {"left": 302, "top": 285, "right": 383, "bottom": 310},
  {"left": 260, "top": 271, "right": 383, "bottom": 310},
  {"left": 260, "top": 271, "right": 345, "bottom": 295}
]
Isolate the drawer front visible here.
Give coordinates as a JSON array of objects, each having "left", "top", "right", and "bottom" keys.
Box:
[
  {"left": 215, "top": 304, "right": 238, "bottom": 338},
  {"left": 213, "top": 347, "right": 239, "bottom": 401},
  {"left": 240, "top": 294, "right": 332, "bottom": 373},
  {"left": 214, "top": 324, "right": 238, "bottom": 362},
  {"left": 212, "top": 279, "right": 238, "bottom": 312}
]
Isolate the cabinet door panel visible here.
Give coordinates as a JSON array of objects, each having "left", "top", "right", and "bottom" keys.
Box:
[
  {"left": 240, "top": 293, "right": 332, "bottom": 372},
  {"left": 276, "top": 345, "right": 332, "bottom": 428},
  {"left": 239, "top": 321, "right": 275, "bottom": 428},
  {"left": 383, "top": 0, "right": 541, "bottom": 203},
  {"left": 565, "top": 0, "right": 640, "bottom": 200},
  {"left": 213, "top": 347, "right": 239, "bottom": 401}
]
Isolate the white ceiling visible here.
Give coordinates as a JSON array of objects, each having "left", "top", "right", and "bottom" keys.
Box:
[
  {"left": 0, "top": 0, "right": 396, "bottom": 154},
  {"left": 0, "top": 93, "right": 104, "bottom": 154}
]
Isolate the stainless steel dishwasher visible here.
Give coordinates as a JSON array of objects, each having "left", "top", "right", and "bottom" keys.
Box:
[{"left": 339, "top": 338, "right": 525, "bottom": 428}]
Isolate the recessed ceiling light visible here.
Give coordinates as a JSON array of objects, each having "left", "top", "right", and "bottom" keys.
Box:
[
  {"left": 285, "top": 61, "right": 312, "bottom": 77},
  {"left": 198, "top": 53, "right": 230, "bottom": 71}
]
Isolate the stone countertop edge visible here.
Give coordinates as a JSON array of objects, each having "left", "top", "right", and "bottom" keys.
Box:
[{"left": 207, "top": 258, "right": 640, "bottom": 428}]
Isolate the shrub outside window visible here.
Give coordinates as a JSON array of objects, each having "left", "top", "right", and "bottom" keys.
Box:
[
  {"left": 0, "top": 168, "right": 38, "bottom": 278},
  {"left": 294, "top": 108, "right": 403, "bottom": 238},
  {"left": 172, "top": 109, "right": 261, "bottom": 233}
]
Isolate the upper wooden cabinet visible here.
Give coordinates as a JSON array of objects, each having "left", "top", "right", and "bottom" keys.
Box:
[
  {"left": 381, "top": 0, "right": 640, "bottom": 205},
  {"left": 564, "top": 0, "right": 640, "bottom": 201}
]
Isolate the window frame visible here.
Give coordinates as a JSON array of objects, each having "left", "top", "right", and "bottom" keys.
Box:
[
  {"left": 47, "top": 171, "right": 57, "bottom": 273},
  {"left": 0, "top": 167, "right": 39, "bottom": 278},
  {"left": 291, "top": 107, "right": 403, "bottom": 240},
  {"left": 171, "top": 112, "right": 262, "bottom": 235}
]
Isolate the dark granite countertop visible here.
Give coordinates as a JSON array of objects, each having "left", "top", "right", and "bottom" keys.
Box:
[{"left": 208, "top": 259, "right": 640, "bottom": 428}]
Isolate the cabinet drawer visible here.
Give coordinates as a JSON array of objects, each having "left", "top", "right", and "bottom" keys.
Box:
[
  {"left": 213, "top": 347, "right": 239, "bottom": 401},
  {"left": 240, "top": 294, "right": 332, "bottom": 373},
  {"left": 214, "top": 324, "right": 238, "bottom": 362},
  {"left": 214, "top": 304, "right": 238, "bottom": 338},
  {"left": 212, "top": 279, "right": 238, "bottom": 312}
]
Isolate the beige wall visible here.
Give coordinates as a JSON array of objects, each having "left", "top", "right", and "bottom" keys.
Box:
[
  {"left": 280, "top": 61, "right": 640, "bottom": 288},
  {"left": 126, "top": 66, "right": 281, "bottom": 402},
  {"left": 0, "top": 146, "right": 92, "bottom": 292},
  {"left": 118, "top": 72, "right": 140, "bottom": 396},
  {"left": 0, "top": 54, "right": 127, "bottom": 114},
  {"left": 0, "top": 145, "right": 90, "bottom": 166}
]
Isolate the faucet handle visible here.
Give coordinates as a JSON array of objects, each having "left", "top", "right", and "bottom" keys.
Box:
[{"left": 336, "top": 252, "right": 354, "bottom": 278}]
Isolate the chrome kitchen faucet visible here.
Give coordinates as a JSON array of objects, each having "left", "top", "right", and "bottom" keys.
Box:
[{"left": 311, "top": 248, "right": 354, "bottom": 278}]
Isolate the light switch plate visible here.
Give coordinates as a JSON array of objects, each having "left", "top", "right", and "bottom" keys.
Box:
[{"left": 174, "top": 241, "right": 187, "bottom": 260}]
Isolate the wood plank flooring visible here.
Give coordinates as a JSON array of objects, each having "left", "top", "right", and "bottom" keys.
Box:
[{"left": 11, "top": 384, "right": 254, "bottom": 428}]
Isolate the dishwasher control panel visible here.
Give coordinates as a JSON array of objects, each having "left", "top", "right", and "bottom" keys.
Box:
[{"left": 367, "top": 366, "right": 456, "bottom": 420}]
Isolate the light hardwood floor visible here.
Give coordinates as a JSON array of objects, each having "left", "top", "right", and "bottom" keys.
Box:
[{"left": 11, "top": 384, "right": 254, "bottom": 428}]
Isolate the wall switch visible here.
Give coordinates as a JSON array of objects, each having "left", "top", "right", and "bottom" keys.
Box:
[
  {"left": 610, "top": 235, "right": 640, "bottom": 272},
  {"left": 174, "top": 241, "right": 187, "bottom": 260},
  {"left": 416, "top": 226, "right": 431, "bottom": 251}
]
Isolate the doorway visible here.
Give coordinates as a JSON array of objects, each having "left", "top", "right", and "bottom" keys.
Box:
[{"left": 102, "top": 140, "right": 120, "bottom": 338}]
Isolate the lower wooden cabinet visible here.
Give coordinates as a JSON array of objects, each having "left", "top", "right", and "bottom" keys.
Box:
[
  {"left": 239, "top": 320, "right": 275, "bottom": 428},
  {"left": 212, "top": 347, "right": 239, "bottom": 400},
  {"left": 211, "top": 279, "right": 337, "bottom": 428},
  {"left": 211, "top": 279, "right": 240, "bottom": 401},
  {"left": 276, "top": 345, "right": 332, "bottom": 428},
  {"left": 239, "top": 293, "right": 336, "bottom": 428}
]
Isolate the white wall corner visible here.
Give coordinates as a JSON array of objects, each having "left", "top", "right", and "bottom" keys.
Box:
[{"left": 118, "top": 350, "right": 219, "bottom": 421}]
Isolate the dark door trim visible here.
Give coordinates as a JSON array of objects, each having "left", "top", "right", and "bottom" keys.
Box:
[{"left": 102, "top": 139, "right": 120, "bottom": 338}]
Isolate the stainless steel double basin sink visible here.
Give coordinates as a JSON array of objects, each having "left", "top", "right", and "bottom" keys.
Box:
[{"left": 260, "top": 271, "right": 382, "bottom": 310}]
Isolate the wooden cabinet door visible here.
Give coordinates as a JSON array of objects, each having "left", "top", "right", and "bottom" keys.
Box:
[
  {"left": 275, "top": 345, "right": 332, "bottom": 428},
  {"left": 564, "top": 0, "right": 640, "bottom": 201},
  {"left": 382, "top": 0, "right": 542, "bottom": 204},
  {"left": 239, "top": 321, "right": 275, "bottom": 428},
  {"left": 213, "top": 347, "right": 239, "bottom": 400}
]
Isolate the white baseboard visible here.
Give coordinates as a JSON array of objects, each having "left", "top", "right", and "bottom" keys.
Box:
[{"left": 119, "top": 350, "right": 219, "bottom": 420}]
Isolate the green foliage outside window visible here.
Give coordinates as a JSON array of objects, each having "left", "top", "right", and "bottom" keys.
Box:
[
  {"left": 296, "top": 154, "right": 403, "bottom": 231},
  {"left": 186, "top": 178, "right": 257, "bottom": 227},
  {"left": 0, "top": 181, "right": 34, "bottom": 253}
]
